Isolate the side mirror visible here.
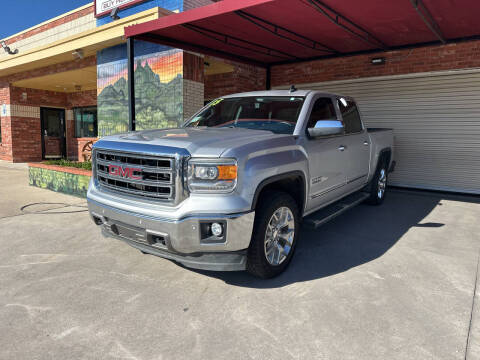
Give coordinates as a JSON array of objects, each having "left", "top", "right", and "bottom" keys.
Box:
[{"left": 307, "top": 120, "right": 344, "bottom": 138}]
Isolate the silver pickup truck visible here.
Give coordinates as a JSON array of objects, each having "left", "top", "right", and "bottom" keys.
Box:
[{"left": 87, "top": 90, "right": 394, "bottom": 278}]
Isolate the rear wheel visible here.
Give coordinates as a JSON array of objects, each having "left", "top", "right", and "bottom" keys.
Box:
[
  {"left": 366, "top": 158, "right": 388, "bottom": 205},
  {"left": 247, "top": 191, "right": 299, "bottom": 279}
]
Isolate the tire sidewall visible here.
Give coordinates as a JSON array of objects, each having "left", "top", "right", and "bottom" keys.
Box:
[
  {"left": 248, "top": 192, "right": 299, "bottom": 278},
  {"left": 372, "top": 160, "right": 388, "bottom": 204}
]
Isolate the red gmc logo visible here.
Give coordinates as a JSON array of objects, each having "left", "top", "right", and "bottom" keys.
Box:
[{"left": 108, "top": 164, "right": 142, "bottom": 180}]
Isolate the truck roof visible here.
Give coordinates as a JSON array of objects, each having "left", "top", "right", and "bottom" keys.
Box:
[{"left": 221, "top": 89, "right": 346, "bottom": 99}]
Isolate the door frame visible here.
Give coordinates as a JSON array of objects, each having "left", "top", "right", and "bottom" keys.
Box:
[{"left": 40, "top": 107, "right": 66, "bottom": 160}]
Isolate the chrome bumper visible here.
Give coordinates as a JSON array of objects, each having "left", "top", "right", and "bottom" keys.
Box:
[{"left": 88, "top": 199, "right": 255, "bottom": 271}]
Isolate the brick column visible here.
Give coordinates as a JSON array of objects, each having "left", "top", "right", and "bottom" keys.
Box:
[
  {"left": 9, "top": 87, "right": 67, "bottom": 162},
  {"left": 0, "top": 82, "right": 12, "bottom": 161},
  {"left": 183, "top": 52, "right": 205, "bottom": 120},
  {"left": 10, "top": 106, "right": 42, "bottom": 162}
]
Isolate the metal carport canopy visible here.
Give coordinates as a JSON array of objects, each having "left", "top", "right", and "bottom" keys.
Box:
[{"left": 124, "top": 0, "right": 480, "bottom": 68}]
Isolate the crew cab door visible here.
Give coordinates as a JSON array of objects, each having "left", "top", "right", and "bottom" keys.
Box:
[
  {"left": 337, "top": 97, "right": 371, "bottom": 191},
  {"left": 300, "top": 96, "right": 347, "bottom": 212}
]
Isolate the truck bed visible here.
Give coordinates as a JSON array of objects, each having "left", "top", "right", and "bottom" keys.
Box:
[{"left": 366, "top": 128, "right": 395, "bottom": 173}]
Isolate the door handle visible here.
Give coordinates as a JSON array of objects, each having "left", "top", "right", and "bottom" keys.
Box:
[
  {"left": 363, "top": 141, "right": 370, "bottom": 146},
  {"left": 338, "top": 145, "right": 346, "bottom": 151}
]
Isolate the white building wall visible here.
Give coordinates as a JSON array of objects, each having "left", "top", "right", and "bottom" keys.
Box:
[{"left": 0, "top": 8, "right": 95, "bottom": 59}]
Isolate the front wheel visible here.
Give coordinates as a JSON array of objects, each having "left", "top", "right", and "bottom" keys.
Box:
[{"left": 247, "top": 191, "right": 299, "bottom": 279}]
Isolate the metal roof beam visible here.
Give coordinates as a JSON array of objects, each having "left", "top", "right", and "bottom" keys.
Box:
[
  {"left": 410, "top": 0, "right": 446, "bottom": 44},
  {"left": 182, "top": 23, "right": 300, "bottom": 61},
  {"left": 307, "top": 0, "right": 388, "bottom": 50},
  {"left": 136, "top": 33, "right": 268, "bottom": 68},
  {"left": 234, "top": 10, "right": 339, "bottom": 54}
]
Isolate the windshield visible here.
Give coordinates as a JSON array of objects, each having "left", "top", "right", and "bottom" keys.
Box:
[{"left": 184, "top": 96, "right": 305, "bottom": 134}]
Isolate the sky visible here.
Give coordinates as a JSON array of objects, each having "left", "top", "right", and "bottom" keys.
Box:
[{"left": 0, "top": 0, "right": 91, "bottom": 39}]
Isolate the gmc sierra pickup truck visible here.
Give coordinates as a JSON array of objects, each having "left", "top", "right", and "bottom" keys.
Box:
[{"left": 87, "top": 90, "right": 394, "bottom": 278}]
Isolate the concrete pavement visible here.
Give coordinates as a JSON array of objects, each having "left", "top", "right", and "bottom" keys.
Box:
[{"left": 0, "top": 160, "right": 479, "bottom": 359}]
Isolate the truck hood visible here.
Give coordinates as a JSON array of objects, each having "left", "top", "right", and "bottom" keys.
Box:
[{"left": 94, "top": 127, "right": 285, "bottom": 157}]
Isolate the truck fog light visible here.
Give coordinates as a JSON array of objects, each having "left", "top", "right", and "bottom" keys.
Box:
[{"left": 211, "top": 222, "right": 223, "bottom": 237}]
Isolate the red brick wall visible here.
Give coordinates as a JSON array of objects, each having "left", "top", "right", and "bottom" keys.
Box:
[
  {"left": 67, "top": 90, "right": 97, "bottom": 108},
  {"left": 0, "top": 82, "right": 12, "bottom": 160},
  {"left": 68, "top": 138, "right": 97, "bottom": 162},
  {"left": 66, "top": 90, "right": 97, "bottom": 161},
  {"left": 184, "top": 53, "right": 204, "bottom": 83},
  {"left": 204, "top": 61, "right": 266, "bottom": 100},
  {"left": 9, "top": 87, "right": 66, "bottom": 163},
  {"left": 10, "top": 116, "right": 42, "bottom": 162},
  {"left": 0, "top": 116, "right": 12, "bottom": 161},
  {"left": 6, "top": 87, "right": 98, "bottom": 162},
  {"left": 0, "top": 49, "right": 98, "bottom": 162},
  {"left": 4, "top": 5, "right": 94, "bottom": 46},
  {"left": 271, "top": 40, "right": 480, "bottom": 87},
  {"left": 8, "top": 88, "right": 83, "bottom": 163},
  {"left": 11, "top": 87, "right": 67, "bottom": 108}
]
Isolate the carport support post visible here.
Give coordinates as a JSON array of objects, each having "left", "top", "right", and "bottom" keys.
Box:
[
  {"left": 266, "top": 65, "right": 271, "bottom": 90},
  {"left": 127, "top": 37, "right": 136, "bottom": 131}
]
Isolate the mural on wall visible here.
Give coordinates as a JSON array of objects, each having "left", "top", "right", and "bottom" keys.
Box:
[
  {"left": 97, "top": 41, "right": 183, "bottom": 136},
  {"left": 29, "top": 167, "right": 91, "bottom": 198}
]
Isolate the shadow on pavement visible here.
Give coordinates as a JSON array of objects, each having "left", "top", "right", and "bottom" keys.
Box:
[{"left": 189, "top": 190, "right": 478, "bottom": 288}]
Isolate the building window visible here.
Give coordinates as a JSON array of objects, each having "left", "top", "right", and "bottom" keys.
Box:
[{"left": 74, "top": 107, "right": 97, "bottom": 138}]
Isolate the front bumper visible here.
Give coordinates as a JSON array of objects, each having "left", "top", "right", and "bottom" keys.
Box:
[{"left": 88, "top": 199, "right": 255, "bottom": 271}]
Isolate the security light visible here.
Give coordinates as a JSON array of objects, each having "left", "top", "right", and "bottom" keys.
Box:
[
  {"left": 110, "top": 7, "right": 120, "bottom": 20},
  {"left": 1, "top": 40, "right": 18, "bottom": 55},
  {"left": 371, "top": 57, "right": 386, "bottom": 65},
  {"left": 72, "top": 49, "right": 84, "bottom": 60}
]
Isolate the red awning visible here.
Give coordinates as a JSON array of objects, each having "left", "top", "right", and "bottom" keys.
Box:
[{"left": 125, "top": 0, "right": 480, "bottom": 67}]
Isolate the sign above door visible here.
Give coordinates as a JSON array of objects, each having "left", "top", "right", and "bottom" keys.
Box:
[{"left": 95, "top": 0, "right": 147, "bottom": 18}]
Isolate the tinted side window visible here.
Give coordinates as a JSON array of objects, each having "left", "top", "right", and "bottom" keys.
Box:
[
  {"left": 306, "top": 97, "right": 336, "bottom": 129},
  {"left": 338, "top": 98, "right": 363, "bottom": 133}
]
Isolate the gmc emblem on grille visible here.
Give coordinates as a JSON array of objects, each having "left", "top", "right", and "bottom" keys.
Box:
[{"left": 108, "top": 164, "right": 142, "bottom": 180}]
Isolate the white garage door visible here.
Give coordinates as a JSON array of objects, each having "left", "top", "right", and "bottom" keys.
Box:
[{"left": 292, "top": 69, "right": 480, "bottom": 194}]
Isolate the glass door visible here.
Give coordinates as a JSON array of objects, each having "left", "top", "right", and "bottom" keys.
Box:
[{"left": 41, "top": 108, "right": 66, "bottom": 159}]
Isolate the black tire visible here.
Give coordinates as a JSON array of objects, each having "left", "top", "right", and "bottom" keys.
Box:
[
  {"left": 366, "top": 157, "right": 388, "bottom": 205},
  {"left": 247, "top": 191, "right": 299, "bottom": 279}
]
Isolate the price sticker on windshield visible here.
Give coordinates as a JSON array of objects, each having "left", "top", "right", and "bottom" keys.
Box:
[{"left": 209, "top": 98, "right": 224, "bottom": 107}]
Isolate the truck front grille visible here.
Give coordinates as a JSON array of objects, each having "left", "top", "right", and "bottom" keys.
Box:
[{"left": 95, "top": 150, "right": 175, "bottom": 201}]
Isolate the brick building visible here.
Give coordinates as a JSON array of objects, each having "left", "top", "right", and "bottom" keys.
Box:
[
  {"left": 0, "top": 0, "right": 479, "bottom": 194},
  {"left": 0, "top": 0, "right": 214, "bottom": 163}
]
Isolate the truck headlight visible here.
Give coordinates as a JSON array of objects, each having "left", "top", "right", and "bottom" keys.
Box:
[{"left": 187, "top": 159, "right": 237, "bottom": 193}]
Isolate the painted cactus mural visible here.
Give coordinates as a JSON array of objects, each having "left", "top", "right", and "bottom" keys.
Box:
[{"left": 97, "top": 41, "right": 184, "bottom": 136}]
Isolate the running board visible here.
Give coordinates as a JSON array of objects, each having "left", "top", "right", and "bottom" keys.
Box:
[{"left": 303, "top": 191, "right": 370, "bottom": 229}]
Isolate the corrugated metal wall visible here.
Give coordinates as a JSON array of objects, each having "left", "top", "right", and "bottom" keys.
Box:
[{"left": 291, "top": 70, "right": 480, "bottom": 194}]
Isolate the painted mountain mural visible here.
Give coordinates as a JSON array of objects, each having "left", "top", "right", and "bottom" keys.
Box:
[{"left": 97, "top": 58, "right": 183, "bottom": 136}]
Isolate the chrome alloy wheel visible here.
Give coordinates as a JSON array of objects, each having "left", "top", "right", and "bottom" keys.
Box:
[
  {"left": 264, "top": 206, "right": 295, "bottom": 266},
  {"left": 378, "top": 168, "right": 387, "bottom": 199}
]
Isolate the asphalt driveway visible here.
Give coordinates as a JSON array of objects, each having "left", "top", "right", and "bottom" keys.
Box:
[{"left": 1, "top": 160, "right": 479, "bottom": 359}]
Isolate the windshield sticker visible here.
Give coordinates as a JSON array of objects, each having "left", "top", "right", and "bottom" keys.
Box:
[{"left": 209, "top": 98, "right": 224, "bottom": 107}]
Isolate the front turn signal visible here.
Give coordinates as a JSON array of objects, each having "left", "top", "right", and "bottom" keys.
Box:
[{"left": 217, "top": 165, "right": 237, "bottom": 180}]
